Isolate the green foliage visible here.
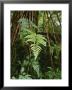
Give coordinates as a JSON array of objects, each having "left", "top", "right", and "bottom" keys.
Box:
[
  {"left": 45, "top": 67, "right": 61, "bottom": 79},
  {"left": 18, "top": 18, "right": 29, "bottom": 29},
  {"left": 31, "top": 60, "right": 40, "bottom": 78},
  {"left": 31, "top": 44, "right": 42, "bottom": 60},
  {"left": 17, "top": 18, "right": 47, "bottom": 78},
  {"left": 18, "top": 18, "right": 38, "bottom": 30},
  {"left": 18, "top": 19, "right": 47, "bottom": 60},
  {"left": 11, "top": 11, "right": 61, "bottom": 79},
  {"left": 19, "top": 73, "right": 32, "bottom": 79}
]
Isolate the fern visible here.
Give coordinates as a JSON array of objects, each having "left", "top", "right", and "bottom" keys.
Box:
[
  {"left": 36, "top": 34, "right": 47, "bottom": 46},
  {"left": 18, "top": 18, "right": 47, "bottom": 60},
  {"left": 25, "top": 33, "right": 47, "bottom": 60},
  {"left": 31, "top": 44, "right": 42, "bottom": 60},
  {"left": 24, "top": 33, "right": 36, "bottom": 43}
]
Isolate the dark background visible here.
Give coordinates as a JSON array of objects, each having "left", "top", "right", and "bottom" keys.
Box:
[
  {"left": 0, "top": 0, "right": 70, "bottom": 3},
  {"left": 0, "top": 0, "right": 71, "bottom": 89}
]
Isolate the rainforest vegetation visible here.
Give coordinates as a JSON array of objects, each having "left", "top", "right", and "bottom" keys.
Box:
[{"left": 11, "top": 11, "right": 61, "bottom": 79}]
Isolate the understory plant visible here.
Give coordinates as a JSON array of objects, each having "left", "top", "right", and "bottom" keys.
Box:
[
  {"left": 17, "top": 18, "right": 47, "bottom": 79},
  {"left": 11, "top": 15, "right": 61, "bottom": 79}
]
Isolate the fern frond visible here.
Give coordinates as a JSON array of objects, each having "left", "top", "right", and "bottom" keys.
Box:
[
  {"left": 18, "top": 18, "right": 47, "bottom": 61},
  {"left": 36, "top": 37, "right": 47, "bottom": 46},
  {"left": 24, "top": 33, "right": 36, "bottom": 39},
  {"left": 31, "top": 44, "right": 42, "bottom": 60},
  {"left": 37, "top": 34, "right": 47, "bottom": 41}
]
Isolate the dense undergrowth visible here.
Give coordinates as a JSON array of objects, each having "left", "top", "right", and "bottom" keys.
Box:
[{"left": 11, "top": 11, "right": 61, "bottom": 79}]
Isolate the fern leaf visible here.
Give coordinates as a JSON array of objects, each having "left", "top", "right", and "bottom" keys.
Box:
[
  {"left": 24, "top": 33, "right": 36, "bottom": 40},
  {"left": 26, "top": 39, "right": 35, "bottom": 43},
  {"left": 31, "top": 44, "right": 42, "bottom": 60},
  {"left": 36, "top": 34, "right": 47, "bottom": 46},
  {"left": 36, "top": 37, "right": 47, "bottom": 46},
  {"left": 37, "top": 34, "right": 47, "bottom": 41},
  {"left": 18, "top": 18, "right": 47, "bottom": 61}
]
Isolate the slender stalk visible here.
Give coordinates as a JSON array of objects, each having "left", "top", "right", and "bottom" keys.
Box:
[
  {"left": 48, "top": 11, "right": 57, "bottom": 44},
  {"left": 12, "top": 24, "right": 19, "bottom": 46},
  {"left": 46, "top": 11, "right": 55, "bottom": 78},
  {"left": 55, "top": 12, "right": 61, "bottom": 27}
]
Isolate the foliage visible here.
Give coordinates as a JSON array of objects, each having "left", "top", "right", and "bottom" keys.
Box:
[
  {"left": 11, "top": 11, "right": 61, "bottom": 79},
  {"left": 45, "top": 67, "right": 61, "bottom": 79},
  {"left": 19, "top": 73, "right": 32, "bottom": 79},
  {"left": 18, "top": 18, "right": 47, "bottom": 60}
]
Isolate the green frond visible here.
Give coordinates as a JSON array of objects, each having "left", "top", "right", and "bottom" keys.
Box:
[
  {"left": 31, "top": 44, "right": 42, "bottom": 60},
  {"left": 18, "top": 18, "right": 47, "bottom": 61}
]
